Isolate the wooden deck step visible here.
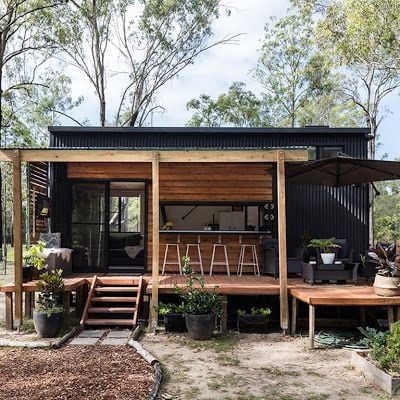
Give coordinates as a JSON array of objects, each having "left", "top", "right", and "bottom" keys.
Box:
[
  {"left": 91, "top": 296, "right": 137, "bottom": 303},
  {"left": 80, "top": 276, "right": 143, "bottom": 329},
  {"left": 85, "top": 318, "right": 134, "bottom": 326},
  {"left": 94, "top": 286, "right": 138, "bottom": 293},
  {"left": 88, "top": 307, "right": 136, "bottom": 313}
]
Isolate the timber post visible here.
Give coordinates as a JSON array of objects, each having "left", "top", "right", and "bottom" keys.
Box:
[
  {"left": 13, "top": 149, "right": 23, "bottom": 328},
  {"left": 149, "top": 151, "right": 160, "bottom": 332},
  {"left": 277, "top": 150, "right": 288, "bottom": 332}
]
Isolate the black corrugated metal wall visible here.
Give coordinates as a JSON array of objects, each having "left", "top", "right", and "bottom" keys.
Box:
[{"left": 49, "top": 127, "right": 369, "bottom": 259}]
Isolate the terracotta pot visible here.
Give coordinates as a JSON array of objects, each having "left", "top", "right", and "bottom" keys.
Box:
[{"left": 373, "top": 274, "right": 400, "bottom": 297}]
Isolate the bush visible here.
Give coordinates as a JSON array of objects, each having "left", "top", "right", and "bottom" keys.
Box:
[{"left": 360, "top": 323, "right": 400, "bottom": 375}]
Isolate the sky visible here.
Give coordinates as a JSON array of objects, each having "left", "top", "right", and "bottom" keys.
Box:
[{"left": 67, "top": 0, "right": 400, "bottom": 160}]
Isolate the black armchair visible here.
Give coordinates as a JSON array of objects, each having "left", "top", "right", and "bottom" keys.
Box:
[{"left": 262, "top": 239, "right": 304, "bottom": 278}]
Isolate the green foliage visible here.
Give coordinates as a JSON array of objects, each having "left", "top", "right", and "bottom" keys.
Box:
[
  {"left": 175, "top": 256, "right": 223, "bottom": 317},
  {"left": 314, "top": 0, "right": 400, "bottom": 155},
  {"left": 237, "top": 307, "right": 271, "bottom": 316},
  {"left": 36, "top": 269, "right": 65, "bottom": 311},
  {"left": 359, "top": 323, "right": 400, "bottom": 375},
  {"left": 186, "top": 82, "right": 272, "bottom": 127},
  {"left": 27, "top": 241, "right": 47, "bottom": 271},
  {"left": 374, "top": 180, "right": 400, "bottom": 243},
  {"left": 307, "top": 237, "right": 341, "bottom": 253},
  {"left": 367, "top": 243, "right": 399, "bottom": 277},
  {"left": 157, "top": 301, "right": 185, "bottom": 315}
]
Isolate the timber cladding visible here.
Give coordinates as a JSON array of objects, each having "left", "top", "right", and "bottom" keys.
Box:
[
  {"left": 68, "top": 162, "right": 273, "bottom": 268},
  {"left": 67, "top": 162, "right": 273, "bottom": 202}
]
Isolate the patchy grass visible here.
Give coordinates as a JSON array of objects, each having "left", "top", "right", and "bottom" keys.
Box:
[
  {"left": 307, "top": 394, "right": 330, "bottom": 400},
  {"left": 304, "top": 368, "right": 326, "bottom": 378},
  {"left": 207, "top": 372, "right": 239, "bottom": 390},
  {"left": 258, "top": 366, "right": 301, "bottom": 377},
  {"left": 216, "top": 354, "right": 240, "bottom": 366},
  {"left": 20, "top": 318, "right": 35, "bottom": 333},
  {"left": 177, "top": 332, "right": 239, "bottom": 353}
]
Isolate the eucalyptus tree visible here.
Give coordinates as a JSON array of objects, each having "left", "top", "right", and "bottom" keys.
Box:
[
  {"left": 0, "top": 0, "right": 65, "bottom": 143},
  {"left": 186, "top": 82, "right": 273, "bottom": 127},
  {"left": 254, "top": 12, "right": 321, "bottom": 127},
  {"left": 313, "top": 0, "right": 400, "bottom": 159},
  {"left": 55, "top": 0, "right": 237, "bottom": 127}
]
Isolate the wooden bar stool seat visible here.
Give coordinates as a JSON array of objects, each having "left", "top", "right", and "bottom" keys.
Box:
[
  {"left": 209, "top": 244, "right": 230, "bottom": 276},
  {"left": 162, "top": 244, "right": 182, "bottom": 275},
  {"left": 185, "top": 243, "right": 204, "bottom": 275},
  {"left": 237, "top": 244, "right": 260, "bottom": 276}
]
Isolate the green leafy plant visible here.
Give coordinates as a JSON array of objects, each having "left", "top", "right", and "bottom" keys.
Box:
[
  {"left": 237, "top": 307, "right": 271, "bottom": 316},
  {"left": 359, "top": 323, "right": 400, "bottom": 375},
  {"left": 28, "top": 241, "right": 47, "bottom": 271},
  {"left": 157, "top": 302, "right": 185, "bottom": 315},
  {"left": 36, "top": 269, "right": 65, "bottom": 312},
  {"left": 367, "top": 243, "right": 400, "bottom": 277},
  {"left": 175, "top": 256, "right": 223, "bottom": 317},
  {"left": 307, "top": 237, "right": 341, "bottom": 253}
]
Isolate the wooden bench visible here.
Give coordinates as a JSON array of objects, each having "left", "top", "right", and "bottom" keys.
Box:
[{"left": 0, "top": 278, "right": 88, "bottom": 330}]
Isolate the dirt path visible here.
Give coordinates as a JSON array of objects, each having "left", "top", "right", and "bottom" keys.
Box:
[{"left": 142, "top": 331, "right": 394, "bottom": 400}]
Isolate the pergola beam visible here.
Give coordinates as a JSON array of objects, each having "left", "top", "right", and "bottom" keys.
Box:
[{"left": 0, "top": 149, "right": 308, "bottom": 163}]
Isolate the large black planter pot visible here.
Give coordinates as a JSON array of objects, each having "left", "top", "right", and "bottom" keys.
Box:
[
  {"left": 237, "top": 314, "right": 269, "bottom": 333},
  {"left": 22, "top": 264, "right": 33, "bottom": 283},
  {"left": 33, "top": 310, "right": 64, "bottom": 338},
  {"left": 185, "top": 313, "right": 215, "bottom": 340},
  {"left": 164, "top": 313, "right": 186, "bottom": 332}
]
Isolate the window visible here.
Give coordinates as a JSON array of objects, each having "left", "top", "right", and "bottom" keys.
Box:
[
  {"left": 109, "top": 182, "right": 145, "bottom": 233},
  {"left": 318, "top": 146, "right": 343, "bottom": 159}
]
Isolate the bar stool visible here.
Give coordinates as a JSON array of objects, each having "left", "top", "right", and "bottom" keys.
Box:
[
  {"left": 209, "top": 240, "right": 230, "bottom": 276},
  {"left": 237, "top": 244, "right": 260, "bottom": 276},
  {"left": 162, "top": 244, "right": 182, "bottom": 275},
  {"left": 185, "top": 243, "right": 204, "bottom": 275}
]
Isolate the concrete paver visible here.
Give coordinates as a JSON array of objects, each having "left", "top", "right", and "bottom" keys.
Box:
[
  {"left": 69, "top": 337, "right": 99, "bottom": 346},
  {"left": 100, "top": 338, "right": 129, "bottom": 346},
  {"left": 77, "top": 330, "right": 106, "bottom": 338},
  {"left": 107, "top": 330, "right": 131, "bottom": 338}
]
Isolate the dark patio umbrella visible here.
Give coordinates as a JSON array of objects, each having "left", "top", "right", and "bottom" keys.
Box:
[{"left": 286, "top": 155, "right": 400, "bottom": 186}]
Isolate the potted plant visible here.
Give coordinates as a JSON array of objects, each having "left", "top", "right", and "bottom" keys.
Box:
[
  {"left": 27, "top": 240, "right": 47, "bottom": 279},
  {"left": 308, "top": 237, "right": 341, "bottom": 264},
  {"left": 175, "top": 256, "right": 223, "bottom": 340},
  {"left": 158, "top": 302, "right": 186, "bottom": 332},
  {"left": 368, "top": 243, "right": 400, "bottom": 297},
  {"left": 33, "top": 268, "right": 65, "bottom": 338},
  {"left": 237, "top": 307, "right": 271, "bottom": 332},
  {"left": 28, "top": 242, "right": 65, "bottom": 337},
  {"left": 23, "top": 255, "right": 34, "bottom": 283}
]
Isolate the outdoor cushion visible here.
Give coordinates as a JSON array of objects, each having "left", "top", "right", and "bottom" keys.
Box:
[
  {"left": 125, "top": 234, "right": 142, "bottom": 246},
  {"left": 39, "top": 232, "right": 61, "bottom": 248}
]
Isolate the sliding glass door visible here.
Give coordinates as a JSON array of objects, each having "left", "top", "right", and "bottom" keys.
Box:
[
  {"left": 71, "top": 183, "right": 107, "bottom": 272},
  {"left": 70, "top": 181, "right": 146, "bottom": 273}
]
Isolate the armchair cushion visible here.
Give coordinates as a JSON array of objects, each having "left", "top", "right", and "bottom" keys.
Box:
[{"left": 39, "top": 232, "right": 61, "bottom": 248}]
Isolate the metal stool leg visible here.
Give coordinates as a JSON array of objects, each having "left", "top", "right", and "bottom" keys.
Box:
[
  {"left": 237, "top": 245, "right": 244, "bottom": 276},
  {"left": 210, "top": 244, "right": 216, "bottom": 276},
  {"left": 185, "top": 244, "right": 204, "bottom": 275},
  {"left": 252, "top": 245, "right": 260, "bottom": 276},
  {"left": 224, "top": 245, "right": 230, "bottom": 276},
  {"left": 162, "top": 244, "right": 182, "bottom": 275}
]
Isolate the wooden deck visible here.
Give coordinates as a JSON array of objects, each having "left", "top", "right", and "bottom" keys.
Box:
[
  {"left": 291, "top": 286, "right": 400, "bottom": 349},
  {"left": 146, "top": 274, "right": 309, "bottom": 296},
  {"left": 290, "top": 286, "right": 400, "bottom": 306}
]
